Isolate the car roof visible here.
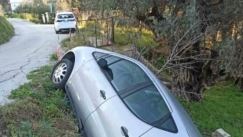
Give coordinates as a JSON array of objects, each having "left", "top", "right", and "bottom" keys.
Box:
[{"left": 56, "top": 12, "right": 74, "bottom": 15}]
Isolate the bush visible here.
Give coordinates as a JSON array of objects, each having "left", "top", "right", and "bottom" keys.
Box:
[
  {"left": 5, "top": 13, "right": 21, "bottom": 18},
  {"left": 13, "top": 4, "right": 49, "bottom": 24},
  {"left": 20, "top": 13, "right": 42, "bottom": 24},
  {"left": 0, "top": 4, "right": 4, "bottom": 16},
  {"left": 114, "top": 27, "right": 155, "bottom": 48},
  {"left": 0, "top": 16, "right": 14, "bottom": 45}
]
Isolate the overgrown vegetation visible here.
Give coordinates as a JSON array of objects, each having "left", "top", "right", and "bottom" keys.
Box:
[
  {"left": 181, "top": 81, "right": 243, "bottom": 137},
  {"left": 0, "top": 16, "right": 14, "bottom": 45},
  {"left": 0, "top": 3, "right": 3, "bottom": 16},
  {"left": 50, "top": 53, "right": 58, "bottom": 61},
  {"left": 114, "top": 27, "right": 155, "bottom": 48},
  {"left": 3, "top": 0, "right": 51, "bottom": 24},
  {"left": 0, "top": 66, "right": 80, "bottom": 136},
  {"left": 78, "top": 0, "right": 243, "bottom": 102},
  {"left": 5, "top": 12, "right": 42, "bottom": 23}
]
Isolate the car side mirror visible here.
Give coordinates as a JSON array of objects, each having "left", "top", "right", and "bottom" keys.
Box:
[
  {"left": 98, "top": 58, "right": 114, "bottom": 80},
  {"left": 98, "top": 58, "right": 108, "bottom": 68}
]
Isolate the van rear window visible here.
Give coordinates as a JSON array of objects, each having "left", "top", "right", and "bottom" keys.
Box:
[{"left": 57, "top": 14, "right": 74, "bottom": 19}]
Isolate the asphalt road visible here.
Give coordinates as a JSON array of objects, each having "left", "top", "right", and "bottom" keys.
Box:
[{"left": 0, "top": 18, "right": 68, "bottom": 106}]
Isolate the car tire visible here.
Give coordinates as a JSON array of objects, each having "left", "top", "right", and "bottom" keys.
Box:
[{"left": 51, "top": 59, "right": 74, "bottom": 89}]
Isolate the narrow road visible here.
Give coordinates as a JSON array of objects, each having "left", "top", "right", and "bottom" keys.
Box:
[{"left": 0, "top": 18, "right": 68, "bottom": 106}]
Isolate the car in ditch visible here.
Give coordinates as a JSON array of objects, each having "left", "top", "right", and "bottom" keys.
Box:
[{"left": 50, "top": 46, "right": 202, "bottom": 137}]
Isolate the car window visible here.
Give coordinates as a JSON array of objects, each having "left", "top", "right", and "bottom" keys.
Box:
[
  {"left": 93, "top": 52, "right": 151, "bottom": 92},
  {"left": 93, "top": 52, "right": 108, "bottom": 59},
  {"left": 124, "top": 85, "right": 177, "bottom": 132},
  {"left": 107, "top": 58, "right": 150, "bottom": 92},
  {"left": 57, "top": 14, "right": 74, "bottom": 19},
  {"left": 93, "top": 52, "right": 120, "bottom": 64}
]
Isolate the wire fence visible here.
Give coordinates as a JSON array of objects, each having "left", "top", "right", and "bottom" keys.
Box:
[{"left": 77, "top": 17, "right": 115, "bottom": 47}]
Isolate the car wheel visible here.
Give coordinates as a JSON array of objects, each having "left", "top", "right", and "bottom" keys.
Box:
[{"left": 51, "top": 59, "right": 73, "bottom": 89}]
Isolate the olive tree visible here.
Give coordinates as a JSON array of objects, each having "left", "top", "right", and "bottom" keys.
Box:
[{"left": 79, "top": 0, "right": 243, "bottom": 102}]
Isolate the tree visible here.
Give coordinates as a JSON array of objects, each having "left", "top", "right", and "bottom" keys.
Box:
[
  {"left": 80, "top": 0, "right": 243, "bottom": 102},
  {"left": 0, "top": 0, "right": 9, "bottom": 12}
]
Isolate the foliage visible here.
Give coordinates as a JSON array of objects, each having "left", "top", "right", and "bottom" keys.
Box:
[
  {"left": 5, "top": 12, "right": 42, "bottom": 24},
  {"left": 0, "top": 16, "right": 14, "bottom": 45},
  {"left": 181, "top": 81, "right": 243, "bottom": 137},
  {"left": 0, "top": 66, "right": 80, "bottom": 136},
  {"left": 114, "top": 27, "right": 155, "bottom": 48},
  {"left": 50, "top": 53, "right": 58, "bottom": 61},
  {"left": 0, "top": 3, "right": 3, "bottom": 16},
  {"left": 13, "top": 1, "right": 49, "bottom": 24},
  {"left": 20, "top": 13, "right": 42, "bottom": 24},
  {"left": 55, "top": 0, "right": 80, "bottom": 11},
  {"left": 60, "top": 32, "right": 87, "bottom": 49},
  {"left": 5, "top": 13, "right": 21, "bottom": 18},
  {"left": 15, "top": 4, "right": 49, "bottom": 15},
  {"left": 0, "top": 0, "right": 9, "bottom": 12},
  {"left": 80, "top": 0, "right": 243, "bottom": 102}
]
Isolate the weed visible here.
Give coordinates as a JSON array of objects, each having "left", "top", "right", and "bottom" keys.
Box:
[
  {"left": 0, "top": 66, "right": 80, "bottom": 136},
  {"left": 114, "top": 27, "right": 155, "bottom": 48},
  {"left": 181, "top": 81, "right": 243, "bottom": 137},
  {"left": 50, "top": 53, "right": 58, "bottom": 61},
  {"left": 0, "top": 16, "right": 14, "bottom": 45}
]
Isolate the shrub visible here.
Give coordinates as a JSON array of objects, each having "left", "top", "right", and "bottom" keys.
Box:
[{"left": 0, "top": 16, "right": 14, "bottom": 45}]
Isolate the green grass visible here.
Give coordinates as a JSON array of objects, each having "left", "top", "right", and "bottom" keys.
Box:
[
  {"left": 0, "top": 16, "right": 14, "bottom": 45},
  {"left": 0, "top": 66, "right": 80, "bottom": 137},
  {"left": 50, "top": 53, "right": 58, "bottom": 61},
  {"left": 5, "top": 13, "right": 42, "bottom": 24},
  {"left": 181, "top": 81, "right": 243, "bottom": 137},
  {"left": 114, "top": 27, "right": 155, "bottom": 48},
  {"left": 61, "top": 32, "right": 87, "bottom": 50}
]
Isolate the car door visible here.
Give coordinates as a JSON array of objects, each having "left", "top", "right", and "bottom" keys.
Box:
[
  {"left": 84, "top": 54, "right": 181, "bottom": 137},
  {"left": 66, "top": 59, "right": 117, "bottom": 122},
  {"left": 84, "top": 96, "right": 153, "bottom": 137}
]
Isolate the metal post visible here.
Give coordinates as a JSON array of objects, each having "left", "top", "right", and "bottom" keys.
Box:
[
  {"left": 69, "top": 29, "right": 72, "bottom": 49},
  {"left": 95, "top": 19, "right": 98, "bottom": 47},
  {"left": 111, "top": 17, "right": 115, "bottom": 43},
  {"left": 45, "top": 12, "right": 49, "bottom": 24},
  {"left": 42, "top": 14, "right": 46, "bottom": 24},
  {"left": 50, "top": 3, "right": 53, "bottom": 13}
]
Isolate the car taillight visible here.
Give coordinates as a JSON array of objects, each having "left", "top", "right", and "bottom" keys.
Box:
[{"left": 56, "top": 20, "right": 61, "bottom": 22}]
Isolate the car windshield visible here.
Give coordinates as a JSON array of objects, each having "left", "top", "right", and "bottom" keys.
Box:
[{"left": 57, "top": 14, "right": 74, "bottom": 19}]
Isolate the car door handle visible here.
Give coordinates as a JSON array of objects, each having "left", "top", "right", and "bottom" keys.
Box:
[
  {"left": 100, "top": 90, "right": 106, "bottom": 99},
  {"left": 121, "top": 126, "right": 129, "bottom": 137}
]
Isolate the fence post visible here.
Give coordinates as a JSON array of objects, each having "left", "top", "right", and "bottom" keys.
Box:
[
  {"left": 42, "top": 14, "right": 46, "bottom": 24},
  {"left": 111, "top": 17, "right": 115, "bottom": 43},
  {"left": 95, "top": 19, "right": 98, "bottom": 47},
  {"left": 45, "top": 12, "right": 49, "bottom": 24},
  {"left": 69, "top": 29, "right": 72, "bottom": 49}
]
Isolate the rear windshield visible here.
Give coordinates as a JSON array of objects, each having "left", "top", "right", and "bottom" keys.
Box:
[
  {"left": 57, "top": 14, "right": 74, "bottom": 19},
  {"left": 124, "top": 85, "right": 177, "bottom": 133}
]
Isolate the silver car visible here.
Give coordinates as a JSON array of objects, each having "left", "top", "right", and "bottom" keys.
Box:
[{"left": 51, "top": 46, "right": 202, "bottom": 137}]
